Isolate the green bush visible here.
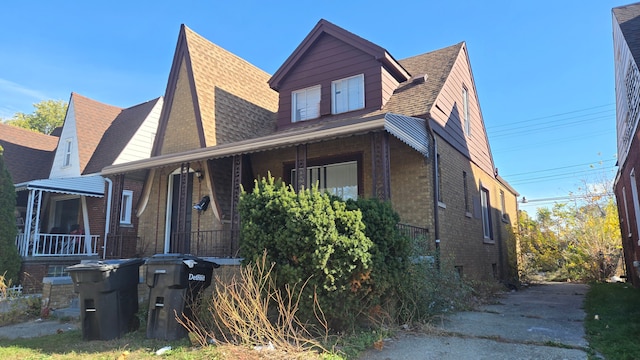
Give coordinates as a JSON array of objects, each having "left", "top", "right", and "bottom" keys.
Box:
[
  {"left": 239, "top": 175, "right": 373, "bottom": 330},
  {"left": 344, "top": 198, "right": 411, "bottom": 307},
  {"left": 0, "top": 146, "right": 20, "bottom": 285}
]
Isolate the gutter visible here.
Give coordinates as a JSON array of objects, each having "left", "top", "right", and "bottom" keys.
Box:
[
  {"left": 104, "top": 177, "right": 113, "bottom": 260},
  {"left": 425, "top": 115, "right": 441, "bottom": 270}
]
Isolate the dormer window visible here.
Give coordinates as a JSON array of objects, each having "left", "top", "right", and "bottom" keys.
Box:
[
  {"left": 332, "top": 74, "right": 364, "bottom": 114},
  {"left": 292, "top": 85, "right": 321, "bottom": 122}
]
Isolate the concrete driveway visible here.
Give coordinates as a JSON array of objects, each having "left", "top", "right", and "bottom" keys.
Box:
[{"left": 359, "top": 282, "right": 589, "bottom": 360}]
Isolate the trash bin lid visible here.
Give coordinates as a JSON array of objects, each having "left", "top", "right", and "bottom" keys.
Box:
[
  {"left": 145, "top": 253, "right": 219, "bottom": 268},
  {"left": 66, "top": 258, "right": 145, "bottom": 272}
]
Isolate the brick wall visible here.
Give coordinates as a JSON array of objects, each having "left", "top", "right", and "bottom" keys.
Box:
[{"left": 41, "top": 277, "right": 75, "bottom": 310}]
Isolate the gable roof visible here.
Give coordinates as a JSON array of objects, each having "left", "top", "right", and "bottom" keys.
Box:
[
  {"left": 269, "top": 19, "right": 410, "bottom": 90},
  {"left": 0, "top": 123, "right": 58, "bottom": 183},
  {"left": 153, "top": 25, "right": 277, "bottom": 154},
  {"left": 613, "top": 3, "right": 640, "bottom": 67},
  {"left": 70, "top": 93, "right": 123, "bottom": 173},
  {"left": 84, "top": 97, "right": 162, "bottom": 174},
  {"left": 384, "top": 42, "right": 464, "bottom": 118}
]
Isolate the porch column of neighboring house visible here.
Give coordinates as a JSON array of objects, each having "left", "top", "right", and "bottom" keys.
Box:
[
  {"left": 175, "top": 163, "right": 190, "bottom": 254},
  {"left": 295, "top": 144, "right": 307, "bottom": 192},
  {"left": 21, "top": 189, "right": 38, "bottom": 256},
  {"left": 371, "top": 132, "right": 391, "bottom": 200},
  {"left": 80, "top": 196, "right": 92, "bottom": 254},
  {"left": 230, "top": 155, "right": 243, "bottom": 255},
  {"left": 108, "top": 174, "right": 124, "bottom": 256}
]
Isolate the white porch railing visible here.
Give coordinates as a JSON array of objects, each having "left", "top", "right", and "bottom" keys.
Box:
[{"left": 15, "top": 233, "right": 100, "bottom": 257}]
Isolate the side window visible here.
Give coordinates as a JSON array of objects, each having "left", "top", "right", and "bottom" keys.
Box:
[
  {"left": 481, "top": 186, "right": 493, "bottom": 240},
  {"left": 120, "top": 190, "right": 133, "bottom": 225},
  {"left": 63, "top": 139, "right": 72, "bottom": 167},
  {"left": 463, "top": 86, "right": 470, "bottom": 136},
  {"left": 292, "top": 85, "right": 321, "bottom": 122},
  {"left": 463, "top": 171, "right": 470, "bottom": 215},
  {"left": 332, "top": 74, "right": 364, "bottom": 114},
  {"left": 500, "top": 189, "right": 506, "bottom": 221}
]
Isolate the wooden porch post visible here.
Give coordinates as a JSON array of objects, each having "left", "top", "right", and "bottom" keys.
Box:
[
  {"left": 176, "top": 163, "right": 190, "bottom": 253},
  {"left": 230, "top": 155, "right": 243, "bottom": 255},
  {"left": 371, "top": 132, "right": 391, "bottom": 200},
  {"left": 295, "top": 144, "right": 307, "bottom": 192}
]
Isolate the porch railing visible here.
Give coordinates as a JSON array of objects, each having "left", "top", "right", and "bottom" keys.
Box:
[
  {"left": 169, "top": 229, "right": 240, "bottom": 258},
  {"left": 396, "top": 223, "right": 431, "bottom": 254},
  {"left": 15, "top": 233, "right": 100, "bottom": 257}
]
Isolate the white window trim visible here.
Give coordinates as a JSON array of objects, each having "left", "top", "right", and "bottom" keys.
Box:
[
  {"left": 120, "top": 190, "right": 133, "bottom": 225},
  {"left": 480, "top": 186, "right": 493, "bottom": 241},
  {"left": 63, "top": 139, "right": 72, "bottom": 167},
  {"left": 331, "top": 74, "right": 365, "bottom": 114},
  {"left": 292, "top": 85, "right": 321, "bottom": 122},
  {"left": 463, "top": 86, "right": 471, "bottom": 137}
]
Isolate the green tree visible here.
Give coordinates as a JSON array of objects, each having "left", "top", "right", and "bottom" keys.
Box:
[
  {"left": 0, "top": 146, "right": 21, "bottom": 285},
  {"left": 3, "top": 100, "right": 68, "bottom": 135}
]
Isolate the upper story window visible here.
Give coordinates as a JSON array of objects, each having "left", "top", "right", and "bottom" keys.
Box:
[
  {"left": 63, "top": 139, "right": 72, "bottom": 167},
  {"left": 332, "top": 74, "right": 364, "bottom": 114},
  {"left": 292, "top": 85, "right": 321, "bottom": 122},
  {"left": 463, "top": 86, "right": 471, "bottom": 136},
  {"left": 120, "top": 190, "right": 133, "bottom": 225}
]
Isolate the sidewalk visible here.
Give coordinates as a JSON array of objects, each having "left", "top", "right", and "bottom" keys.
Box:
[{"left": 359, "top": 282, "right": 589, "bottom": 360}]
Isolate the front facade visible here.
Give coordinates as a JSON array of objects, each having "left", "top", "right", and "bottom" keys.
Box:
[
  {"left": 613, "top": 3, "right": 640, "bottom": 287},
  {"left": 103, "top": 21, "right": 519, "bottom": 282},
  {"left": 2, "top": 93, "right": 162, "bottom": 291}
]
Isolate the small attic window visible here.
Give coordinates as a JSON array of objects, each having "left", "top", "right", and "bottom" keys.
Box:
[
  {"left": 292, "top": 85, "right": 321, "bottom": 122},
  {"left": 332, "top": 74, "right": 364, "bottom": 114},
  {"left": 63, "top": 139, "right": 72, "bottom": 167}
]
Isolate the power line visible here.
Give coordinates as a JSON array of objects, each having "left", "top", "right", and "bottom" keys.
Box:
[
  {"left": 485, "top": 103, "right": 614, "bottom": 130},
  {"left": 502, "top": 158, "right": 616, "bottom": 178},
  {"left": 489, "top": 113, "right": 614, "bottom": 138}
]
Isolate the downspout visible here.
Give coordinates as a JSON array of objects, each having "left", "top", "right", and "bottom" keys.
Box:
[
  {"left": 425, "top": 115, "right": 441, "bottom": 270},
  {"left": 104, "top": 177, "right": 113, "bottom": 260}
]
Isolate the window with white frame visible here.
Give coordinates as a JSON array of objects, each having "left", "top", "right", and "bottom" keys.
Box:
[
  {"left": 463, "top": 86, "right": 470, "bottom": 136},
  {"left": 332, "top": 74, "right": 364, "bottom": 114},
  {"left": 291, "top": 161, "right": 358, "bottom": 200},
  {"left": 120, "top": 190, "right": 133, "bottom": 225},
  {"left": 292, "top": 85, "right": 321, "bottom": 122},
  {"left": 481, "top": 187, "right": 492, "bottom": 239},
  {"left": 63, "top": 139, "right": 72, "bottom": 167}
]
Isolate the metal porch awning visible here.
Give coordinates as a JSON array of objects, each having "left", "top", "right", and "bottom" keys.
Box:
[{"left": 14, "top": 175, "right": 105, "bottom": 197}]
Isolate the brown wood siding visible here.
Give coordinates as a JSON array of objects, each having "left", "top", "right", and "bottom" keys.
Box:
[
  {"left": 276, "top": 34, "right": 385, "bottom": 128},
  {"left": 430, "top": 46, "right": 494, "bottom": 177}
]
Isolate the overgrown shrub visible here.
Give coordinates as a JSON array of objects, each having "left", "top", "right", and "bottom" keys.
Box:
[
  {"left": 344, "top": 198, "right": 411, "bottom": 309},
  {"left": 239, "top": 175, "right": 372, "bottom": 330},
  {"left": 0, "top": 146, "right": 21, "bottom": 285}
]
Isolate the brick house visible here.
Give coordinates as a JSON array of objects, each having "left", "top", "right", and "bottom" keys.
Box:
[
  {"left": 1, "top": 93, "right": 162, "bottom": 291},
  {"left": 613, "top": 3, "right": 640, "bottom": 287},
  {"left": 103, "top": 20, "right": 519, "bottom": 282}
]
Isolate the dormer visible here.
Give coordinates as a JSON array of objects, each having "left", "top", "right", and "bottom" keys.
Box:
[{"left": 269, "top": 19, "right": 410, "bottom": 129}]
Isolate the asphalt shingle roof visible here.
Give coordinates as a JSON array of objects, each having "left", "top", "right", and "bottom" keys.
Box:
[
  {"left": 614, "top": 3, "right": 640, "bottom": 67},
  {"left": 0, "top": 123, "right": 58, "bottom": 183}
]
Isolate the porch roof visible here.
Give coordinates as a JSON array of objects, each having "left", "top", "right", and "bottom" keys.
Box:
[
  {"left": 14, "top": 175, "right": 105, "bottom": 197},
  {"left": 102, "top": 112, "right": 429, "bottom": 175}
]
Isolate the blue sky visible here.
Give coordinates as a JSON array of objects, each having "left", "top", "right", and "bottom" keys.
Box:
[{"left": 0, "top": 1, "right": 629, "bottom": 214}]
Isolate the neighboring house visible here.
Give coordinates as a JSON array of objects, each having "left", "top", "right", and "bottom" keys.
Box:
[
  {"left": 3, "top": 92, "right": 162, "bottom": 291},
  {"left": 613, "top": 3, "right": 640, "bottom": 288},
  {"left": 103, "top": 21, "right": 519, "bottom": 283}
]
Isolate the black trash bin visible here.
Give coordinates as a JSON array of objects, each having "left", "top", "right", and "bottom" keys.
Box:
[
  {"left": 144, "top": 254, "right": 218, "bottom": 340},
  {"left": 66, "top": 258, "right": 144, "bottom": 340}
]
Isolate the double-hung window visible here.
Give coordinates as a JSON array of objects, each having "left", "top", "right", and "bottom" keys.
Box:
[
  {"left": 120, "top": 190, "right": 133, "bottom": 225},
  {"left": 481, "top": 187, "right": 492, "bottom": 240},
  {"left": 463, "top": 86, "right": 471, "bottom": 136},
  {"left": 332, "top": 74, "right": 364, "bottom": 114},
  {"left": 292, "top": 85, "right": 321, "bottom": 122},
  {"left": 63, "top": 139, "right": 72, "bottom": 167},
  {"left": 291, "top": 161, "right": 358, "bottom": 200}
]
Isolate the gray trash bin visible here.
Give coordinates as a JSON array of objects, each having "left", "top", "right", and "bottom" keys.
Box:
[
  {"left": 144, "top": 254, "right": 218, "bottom": 340},
  {"left": 66, "top": 258, "right": 144, "bottom": 340}
]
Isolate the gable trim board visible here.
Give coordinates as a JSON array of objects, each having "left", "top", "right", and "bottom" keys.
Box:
[{"left": 103, "top": 113, "right": 429, "bottom": 175}]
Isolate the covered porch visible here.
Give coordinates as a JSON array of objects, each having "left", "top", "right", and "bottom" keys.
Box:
[{"left": 14, "top": 175, "right": 106, "bottom": 259}]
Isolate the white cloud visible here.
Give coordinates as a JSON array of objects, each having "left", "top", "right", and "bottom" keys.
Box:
[
  {"left": 0, "top": 78, "right": 48, "bottom": 100},
  {"left": 0, "top": 78, "right": 50, "bottom": 118}
]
